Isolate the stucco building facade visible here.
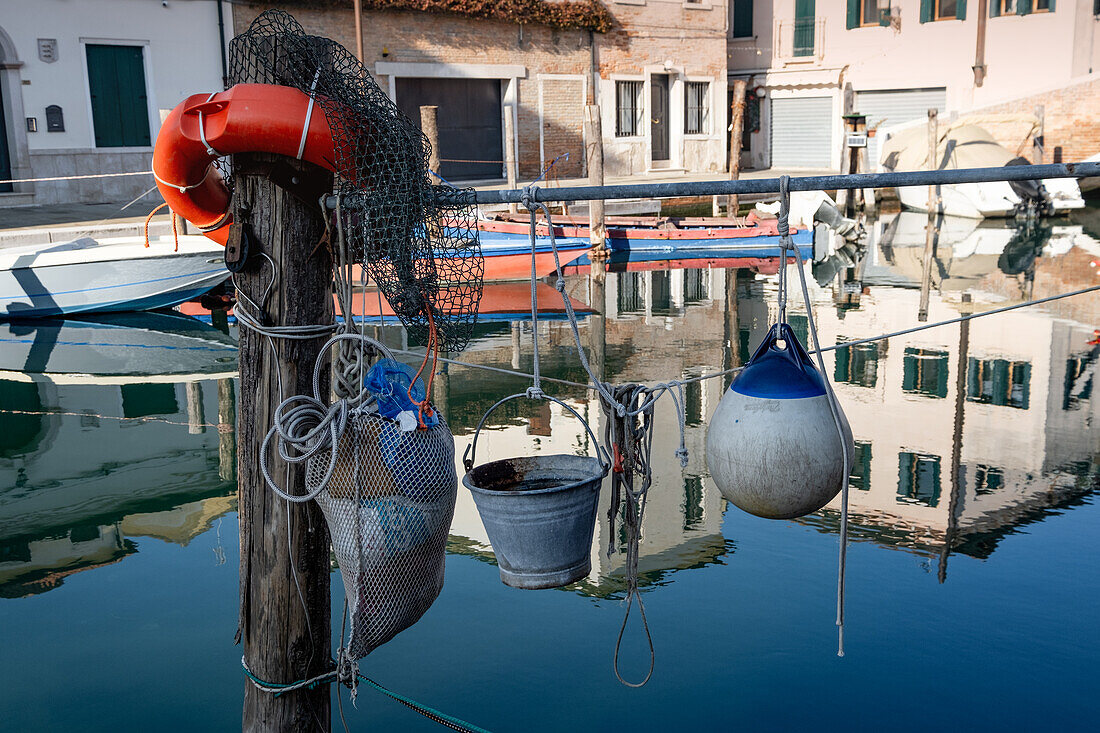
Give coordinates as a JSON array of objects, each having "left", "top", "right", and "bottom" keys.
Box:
[
  {"left": 728, "top": 0, "right": 1100, "bottom": 171},
  {"left": 0, "top": 0, "right": 232, "bottom": 207}
]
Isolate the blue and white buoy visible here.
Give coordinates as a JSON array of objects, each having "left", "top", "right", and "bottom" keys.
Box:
[{"left": 706, "top": 323, "right": 854, "bottom": 520}]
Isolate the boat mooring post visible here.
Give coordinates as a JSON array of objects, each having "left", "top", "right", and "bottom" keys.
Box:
[
  {"left": 584, "top": 105, "right": 607, "bottom": 257},
  {"left": 505, "top": 107, "right": 519, "bottom": 214},
  {"left": 421, "top": 105, "right": 441, "bottom": 179},
  {"left": 919, "top": 109, "right": 939, "bottom": 322},
  {"left": 236, "top": 153, "right": 333, "bottom": 732},
  {"left": 726, "top": 79, "right": 748, "bottom": 216}
]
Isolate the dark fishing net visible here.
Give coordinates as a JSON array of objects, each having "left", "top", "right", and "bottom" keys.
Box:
[{"left": 228, "top": 9, "right": 483, "bottom": 351}]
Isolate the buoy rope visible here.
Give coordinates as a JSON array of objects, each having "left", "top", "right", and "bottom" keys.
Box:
[
  {"left": 778, "top": 175, "right": 852, "bottom": 657},
  {"left": 603, "top": 383, "right": 659, "bottom": 687},
  {"left": 241, "top": 656, "right": 493, "bottom": 733}
]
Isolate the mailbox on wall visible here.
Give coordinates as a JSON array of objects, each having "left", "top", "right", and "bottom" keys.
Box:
[{"left": 45, "top": 105, "right": 64, "bottom": 132}]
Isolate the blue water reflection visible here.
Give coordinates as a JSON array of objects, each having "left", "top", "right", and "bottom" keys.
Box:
[{"left": 1, "top": 214, "right": 1098, "bottom": 730}]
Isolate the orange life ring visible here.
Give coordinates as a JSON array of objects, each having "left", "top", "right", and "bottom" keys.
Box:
[{"left": 152, "top": 83, "right": 337, "bottom": 245}]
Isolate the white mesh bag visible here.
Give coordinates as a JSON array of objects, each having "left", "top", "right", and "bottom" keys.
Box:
[{"left": 308, "top": 407, "right": 457, "bottom": 659}]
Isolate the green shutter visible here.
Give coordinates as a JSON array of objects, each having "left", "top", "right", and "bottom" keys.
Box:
[
  {"left": 880, "top": 7, "right": 891, "bottom": 25},
  {"left": 834, "top": 343, "right": 851, "bottom": 382},
  {"left": 733, "top": 0, "right": 753, "bottom": 37},
  {"left": 86, "top": 44, "right": 151, "bottom": 148},
  {"left": 958, "top": 0, "right": 967, "bottom": 18},
  {"left": 920, "top": 0, "right": 934, "bottom": 22},
  {"left": 1048, "top": 0, "right": 1055, "bottom": 10},
  {"left": 1018, "top": 0, "right": 1032, "bottom": 14},
  {"left": 846, "top": 0, "right": 859, "bottom": 29},
  {"left": 990, "top": 0, "right": 1000, "bottom": 17}
]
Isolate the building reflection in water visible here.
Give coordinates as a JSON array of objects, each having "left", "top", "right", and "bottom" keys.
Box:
[
  {"left": 437, "top": 217, "right": 1099, "bottom": 591},
  {"left": 2, "top": 218, "right": 1097, "bottom": 598},
  {"left": 0, "top": 312, "right": 240, "bottom": 597}
]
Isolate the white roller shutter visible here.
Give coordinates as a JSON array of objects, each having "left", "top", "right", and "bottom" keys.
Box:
[
  {"left": 857, "top": 88, "right": 946, "bottom": 170},
  {"left": 770, "top": 96, "right": 833, "bottom": 169}
]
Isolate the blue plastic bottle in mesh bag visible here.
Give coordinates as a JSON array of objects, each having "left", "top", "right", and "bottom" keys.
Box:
[{"left": 364, "top": 358, "right": 439, "bottom": 428}]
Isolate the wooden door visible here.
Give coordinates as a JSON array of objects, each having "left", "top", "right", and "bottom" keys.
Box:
[
  {"left": 86, "top": 44, "right": 151, "bottom": 148},
  {"left": 650, "top": 74, "right": 670, "bottom": 162},
  {"left": 395, "top": 77, "right": 503, "bottom": 181}
]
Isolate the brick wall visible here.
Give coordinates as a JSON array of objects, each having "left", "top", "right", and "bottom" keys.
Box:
[
  {"left": 969, "top": 76, "right": 1100, "bottom": 164},
  {"left": 236, "top": 2, "right": 732, "bottom": 180},
  {"left": 235, "top": 4, "right": 592, "bottom": 179}
]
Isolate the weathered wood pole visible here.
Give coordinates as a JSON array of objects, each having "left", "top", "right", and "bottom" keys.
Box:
[
  {"left": 939, "top": 293, "right": 970, "bottom": 584},
  {"left": 727, "top": 79, "right": 748, "bottom": 216},
  {"left": 353, "top": 0, "right": 364, "bottom": 62},
  {"left": 218, "top": 378, "right": 236, "bottom": 483},
  {"left": 237, "top": 154, "right": 333, "bottom": 732},
  {"left": 186, "top": 381, "right": 206, "bottom": 435},
  {"left": 723, "top": 268, "right": 741, "bottom": 391},
  {"left": 584, "top": 105, "right": 606, "bottom": 256},
  {"left": 504, "top": 107, "right": 519, "bottom": 214},
  {"left": 919, "top": 109, "right": 939, "bottom": 322},
  {"left": 421, "top": 105, "right": 441, "bottom": 178}
]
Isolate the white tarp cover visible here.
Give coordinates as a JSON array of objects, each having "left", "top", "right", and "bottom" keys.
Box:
[{"left": 879, "top": 113, "right": 1040, "bottom": 171}]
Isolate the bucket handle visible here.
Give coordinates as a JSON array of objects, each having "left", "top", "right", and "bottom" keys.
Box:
[{"left": 463, "top": 392, "right": 611, "bottom": 473}]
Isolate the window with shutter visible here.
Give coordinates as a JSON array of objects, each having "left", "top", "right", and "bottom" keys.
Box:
[{"left": 732, "top": 0, "right": 753, "bottom": 37}]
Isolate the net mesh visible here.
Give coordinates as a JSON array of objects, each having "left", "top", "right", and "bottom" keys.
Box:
[
  {"left": 308, "top": 411, "right": 458, "bottom": 659},
  {"left": 228, "top": 9, "right": 483, "bottom": 351}
]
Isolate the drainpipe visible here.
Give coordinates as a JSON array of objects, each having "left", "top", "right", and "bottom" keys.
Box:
[
  {"left": 216, "top": 0, "right": 228, "bottom": 88},
  {"left": 973, "top": 0, "right": 988, "bottom": 87}
]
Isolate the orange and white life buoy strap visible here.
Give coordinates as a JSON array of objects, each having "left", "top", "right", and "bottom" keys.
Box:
[
  {"left": 297, "top": 70, "right": 322, "bottom": 160},
  {"left": 154, "top": 86, "right": 320, "bottom": 193},
  {"left": 151, "top": 163, "right": 214, "bottom": 194}
]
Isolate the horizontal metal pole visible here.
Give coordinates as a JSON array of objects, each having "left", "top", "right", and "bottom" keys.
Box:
[
  {"left": 322, "top": 161, "right": 1100, "bottom": 208},
  {"left": 451, "top": 161, "right": 1100, "bottom": 205}
]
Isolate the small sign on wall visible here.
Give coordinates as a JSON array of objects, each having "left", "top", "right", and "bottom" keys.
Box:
[
  {"left": 846, "top": 134, "right": 868, "bottom": 149},
  {"left": 37, "top": 39, "right": 58, "bottom": 63}
]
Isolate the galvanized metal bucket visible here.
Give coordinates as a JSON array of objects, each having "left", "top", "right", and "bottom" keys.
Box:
[{"left": 462, "top": 393, "right": 610, "bottom": 590}]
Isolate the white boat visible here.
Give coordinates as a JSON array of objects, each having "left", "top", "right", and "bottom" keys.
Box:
[
  {"left": 879, "top": 117, "right": 1085, "bottom": 219},
  {"left": 0, "top": 234, "right": 229, "bottom": 317},
  {"left": 0, "top": 311, "right": 238, "bottom": 384}
]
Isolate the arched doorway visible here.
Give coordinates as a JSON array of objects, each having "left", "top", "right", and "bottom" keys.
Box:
[{"left": 0, "top": 24, "right": 30, "bottom": 196}]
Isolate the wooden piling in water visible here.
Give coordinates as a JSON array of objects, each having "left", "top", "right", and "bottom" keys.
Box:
[
  {"left": 236, "top": 153, "right": 333, "bottom": 732},
  {"left": 505, "top": 107, "right": 519, "bottom": 214},
  {"left": 727, "top": 79, "right": 748, "bottom": 216},
  {"left": 421, "top": 105, "right": 441, "bottom": 178},
  {"left": 919, "top": 109, "right": 939, "bottom": 323},
  {"left": 584, "top": 105, "right": 606, "bottom": 256}
]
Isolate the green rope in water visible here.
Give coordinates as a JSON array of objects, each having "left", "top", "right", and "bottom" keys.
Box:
[{"left": 240, "top": 658, "right": 493, "bottom": 733}]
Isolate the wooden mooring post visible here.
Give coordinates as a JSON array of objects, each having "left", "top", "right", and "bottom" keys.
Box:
[
  {"left": 236, "top": 153, "right": 333, "bottom": 732},
  {"left": 918, "top": 109, "right": 939, "bottom": 322},
  {"left": 584, "top": 105, "right": 606, "bottom": 257},
  {"left": 726, "top": 79, "right": 748, "bottom": 216},
  {"left": 421, "top": 105, "right": 441, "bottom": 178}
]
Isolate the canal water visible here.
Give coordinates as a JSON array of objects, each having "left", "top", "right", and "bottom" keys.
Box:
[{"left": 1, "top": 210, "right": 1098, "bottom": 731}]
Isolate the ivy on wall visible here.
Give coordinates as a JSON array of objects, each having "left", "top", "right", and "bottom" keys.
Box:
[{"left": 266, "top": 0, "right": 615, "bottom": 33}]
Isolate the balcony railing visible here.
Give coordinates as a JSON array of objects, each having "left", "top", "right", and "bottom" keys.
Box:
[{"left": 774, "top": 17, "right": 825, "bottom": 63}]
